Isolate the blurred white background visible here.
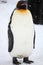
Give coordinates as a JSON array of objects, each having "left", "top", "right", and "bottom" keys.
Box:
[{"left": 0, "top": 0, "right": 43, "bottom": 65}]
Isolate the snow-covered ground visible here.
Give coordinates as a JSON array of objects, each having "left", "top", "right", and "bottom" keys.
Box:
[{"left": 0, "top": 2, "right": 43, "bottom": 65}]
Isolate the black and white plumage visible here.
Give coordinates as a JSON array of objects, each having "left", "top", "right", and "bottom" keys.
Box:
[{"left": 8, "top": 0, "right": 35, "bottom": 64}]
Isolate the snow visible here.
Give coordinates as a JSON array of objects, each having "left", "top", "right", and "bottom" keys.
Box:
[{"left": 0, "top": 2, "right": 43, "bottom": 65}]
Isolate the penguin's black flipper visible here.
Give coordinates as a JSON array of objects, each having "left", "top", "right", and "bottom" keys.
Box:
[
  {"left": 8, "top": 25, "right": 14, "bottom": 52},
  {"left": 8, "top": 8, "right": 17, "bottom": 52},
  {"left": 33, "top": 31, "right": 35, "bottom": 49}
]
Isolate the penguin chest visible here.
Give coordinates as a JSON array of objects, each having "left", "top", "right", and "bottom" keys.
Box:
[{"left": 10, "top": 12, "right": 34, "bottom": 57}]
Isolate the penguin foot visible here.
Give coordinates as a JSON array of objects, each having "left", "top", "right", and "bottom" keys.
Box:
[
  {"left": 23, "top": 57, "right": 34, "bottom": 64},
  {"left": 13, "top": 57, "right": 21, "bottom": 64},
  {"left": 23, "top": 60, "right": 34, "bottom": 64}
]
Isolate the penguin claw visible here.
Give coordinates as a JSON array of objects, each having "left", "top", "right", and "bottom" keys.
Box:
[
  {"left": 23, "top": 60, "right": 34, "bottom": 64},
  {"left": 28, "top": 60, "right": 34, "bottom": 64},
  {"left": 15, "top": 63, "right": 21, "bottom": 65},
  {"left": 13, "top": 61, "right": 21, "bottom": 65}
]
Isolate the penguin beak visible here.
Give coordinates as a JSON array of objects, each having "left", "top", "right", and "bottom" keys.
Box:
[{"left": 21, "top": 3, "right": 26, "bottom": 6}]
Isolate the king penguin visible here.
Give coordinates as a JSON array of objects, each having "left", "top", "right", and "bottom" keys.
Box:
[{"left": 8, "top": 0, "right": 35, "bottom": 64}]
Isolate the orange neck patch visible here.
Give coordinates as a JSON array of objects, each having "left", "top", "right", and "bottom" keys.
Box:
[{"left": 17, "top": 9, "right": 27, "bottom": 13}]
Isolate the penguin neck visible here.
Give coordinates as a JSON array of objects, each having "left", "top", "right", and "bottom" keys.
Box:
[{"left": 17, "top": 9, "right": 27, "bottom": 13}]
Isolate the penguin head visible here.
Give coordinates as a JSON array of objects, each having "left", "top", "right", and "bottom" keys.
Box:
[{"left": 16, "top": 0, "right": 27, "bottom": 10}]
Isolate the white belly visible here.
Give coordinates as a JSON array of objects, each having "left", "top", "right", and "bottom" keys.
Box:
[{"left": 9, "top": 10, "right": 34, "bottom": 58}]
